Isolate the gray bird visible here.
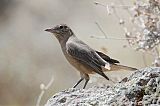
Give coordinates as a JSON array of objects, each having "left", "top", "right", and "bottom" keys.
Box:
[{"left": 45, "top": 24, "right": 137, "bottom": 89}]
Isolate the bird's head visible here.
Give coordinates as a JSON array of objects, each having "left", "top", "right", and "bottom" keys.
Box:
[{"left": 45, "top": 24, "right": 74, "bottom": 41}]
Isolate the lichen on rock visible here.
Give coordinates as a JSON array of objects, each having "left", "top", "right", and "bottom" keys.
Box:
[{"left": 45, "top": 67, "right": 160, "bottom": 106}]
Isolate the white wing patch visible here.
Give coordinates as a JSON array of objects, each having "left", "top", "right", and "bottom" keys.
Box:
[{"left": 104, "top": 62, "right": 111, "bottom": 70}]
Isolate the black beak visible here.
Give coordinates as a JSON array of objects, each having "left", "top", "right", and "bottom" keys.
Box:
[{"left": 45, "top": 28, "right": 55, "bottom": 33}]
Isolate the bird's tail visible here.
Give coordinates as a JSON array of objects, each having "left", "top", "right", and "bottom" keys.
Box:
[
  {"left": 111, "top": 64, "right": 137, "bottom": 71},
  {"left": 102, "top": 64, "right": 137, "bottom": 72}
]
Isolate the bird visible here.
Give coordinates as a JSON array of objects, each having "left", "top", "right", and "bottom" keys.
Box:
[{"left": 45, "top": 24, "right": 137, "bottom": 89}]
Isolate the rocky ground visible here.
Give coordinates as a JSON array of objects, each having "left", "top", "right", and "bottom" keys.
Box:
[{"left": 45, "top": 67, "right": 160, "bottom": 106}]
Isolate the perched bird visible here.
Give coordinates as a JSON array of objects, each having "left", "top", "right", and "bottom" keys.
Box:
[{"left": 45, "top": 24, "right": 137, "bottom": 89}]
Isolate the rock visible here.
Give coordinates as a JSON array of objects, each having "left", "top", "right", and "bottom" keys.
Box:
[{"left": 45, "top": 67, "right": 160, "bottom": 106}]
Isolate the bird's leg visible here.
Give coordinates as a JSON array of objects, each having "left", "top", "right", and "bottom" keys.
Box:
[
  {"left": 73, "top": 78, "right": 84, "bottom": 88},
  {"left": 83, "top": 74, "right": 90, "bottom": 89},
  {"left": 83, "top": 79, "right": 89, "bottom": 89}
]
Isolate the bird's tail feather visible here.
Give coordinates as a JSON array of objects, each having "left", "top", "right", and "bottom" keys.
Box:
[
  {"left": 111, "top": 64, "right": 137, "bottom": 71},
  {"left": 102, "top": 64, "right": 137, "bottom": 71}
]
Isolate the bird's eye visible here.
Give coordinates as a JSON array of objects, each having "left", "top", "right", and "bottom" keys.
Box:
[{"left": 59, "top": 25, "right": 63, "bottom": 29}]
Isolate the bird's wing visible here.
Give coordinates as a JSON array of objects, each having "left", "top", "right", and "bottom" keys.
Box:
[
  {"left": 96, "top": 51, "right": 120, "bottom": 64},
  {"left": 66, "top": 42, "right": 110, "bottom": 76}
]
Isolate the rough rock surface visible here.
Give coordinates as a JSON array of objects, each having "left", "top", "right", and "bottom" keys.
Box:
[{"left": 45, "top": 67, "right": 160, "bottom": 106}]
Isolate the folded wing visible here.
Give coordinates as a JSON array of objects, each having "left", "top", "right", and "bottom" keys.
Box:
[
  {"left": 66, "top": 42, "right": 110, "bottom": 80},
  {"left": 96, "top": 51, "right": 120, "bottom": 64}
]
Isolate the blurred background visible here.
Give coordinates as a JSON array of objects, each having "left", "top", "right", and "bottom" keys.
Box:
[{"left": 0, "top": 0, "right": 153, "bottom": 106}]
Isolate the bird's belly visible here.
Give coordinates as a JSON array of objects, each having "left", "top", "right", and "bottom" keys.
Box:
[{"left": 65, "top": 55, "right": 95, "bottom": 74}]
